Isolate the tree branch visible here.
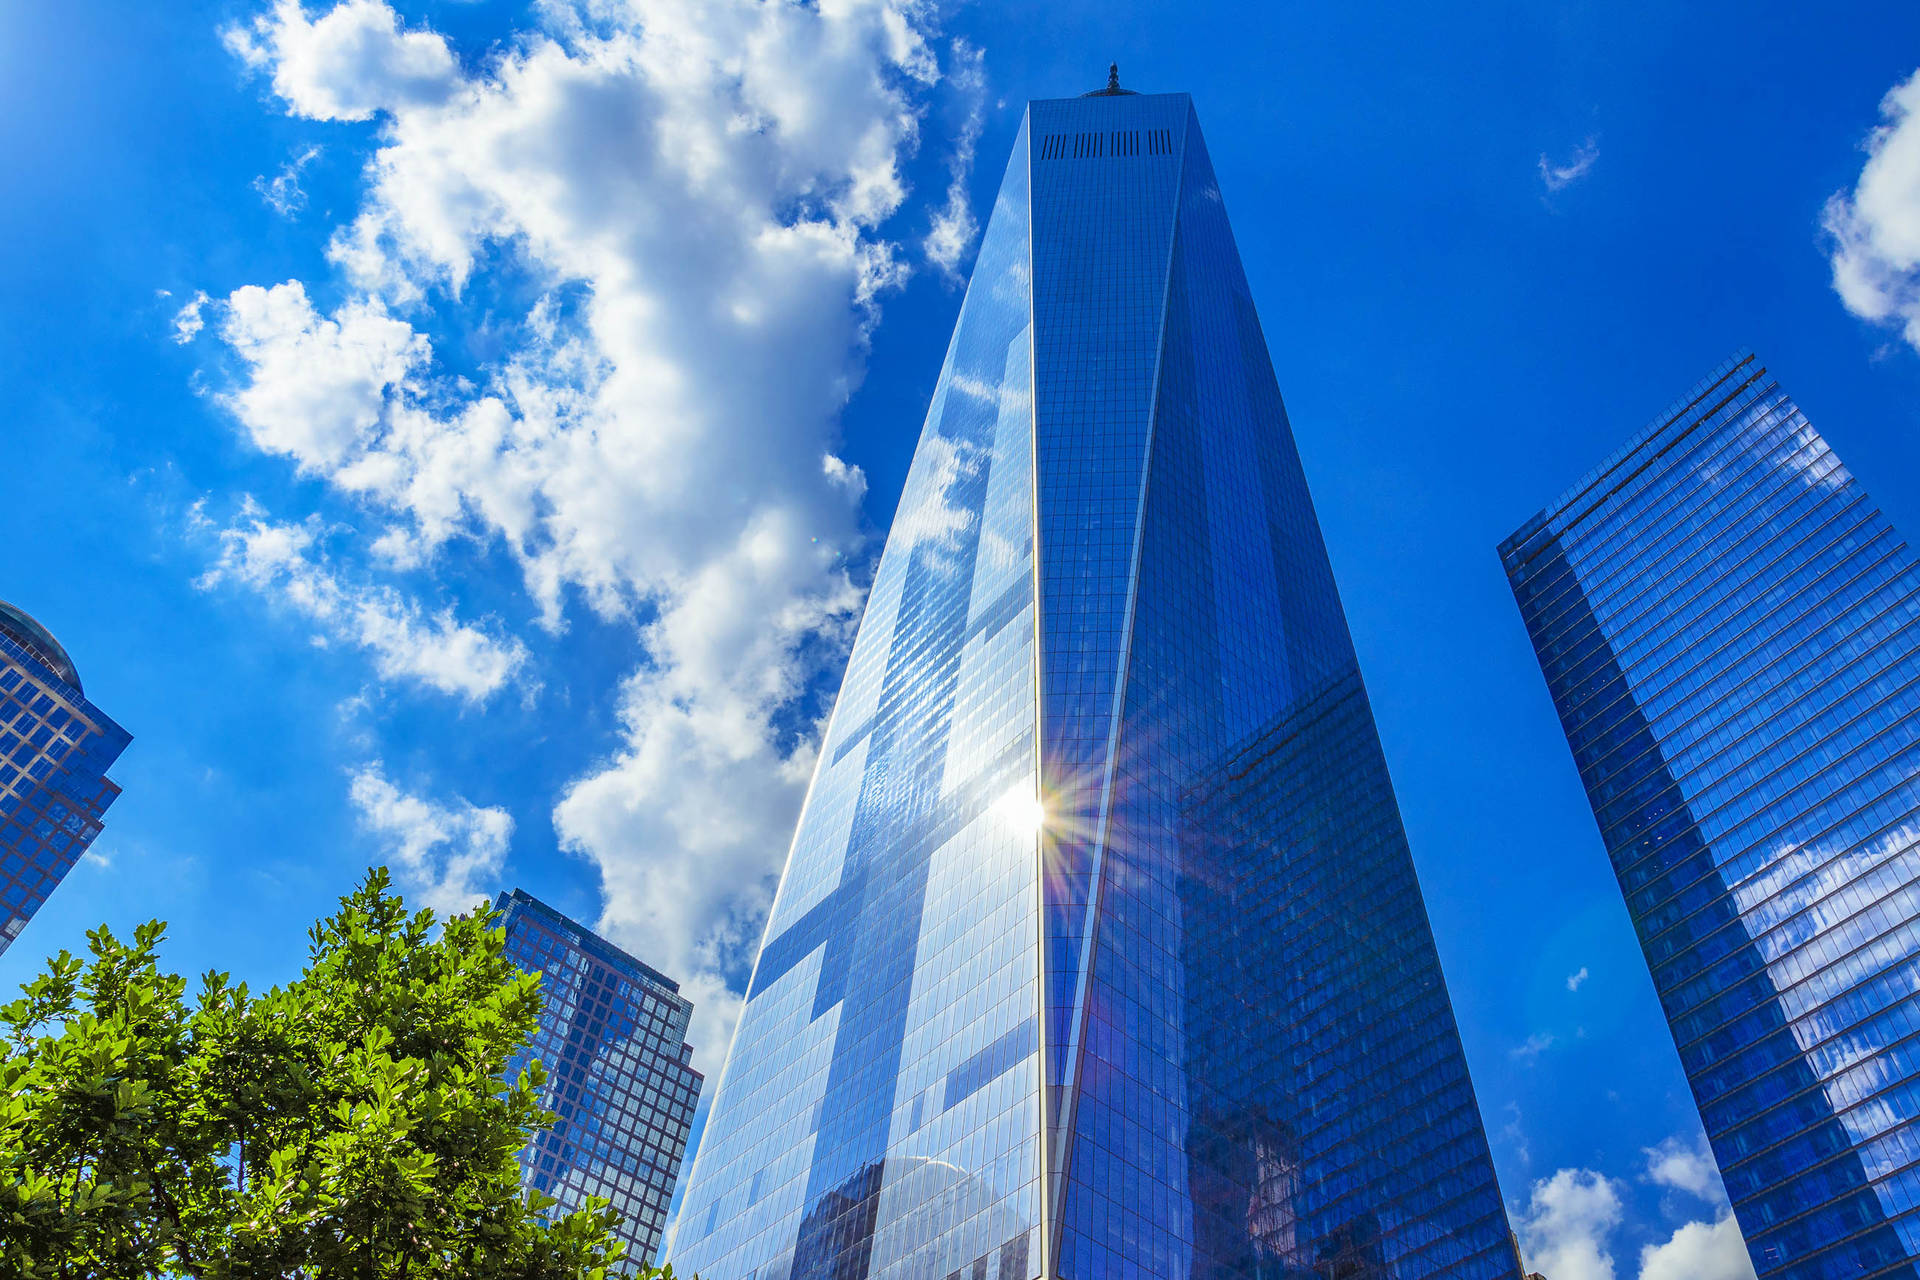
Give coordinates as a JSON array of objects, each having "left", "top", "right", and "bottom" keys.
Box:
[{"left": 143, "top": 1163, "right": 204, "bottom": 1280}]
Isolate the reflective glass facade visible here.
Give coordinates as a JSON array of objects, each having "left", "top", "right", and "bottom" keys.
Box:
[
  {"left": 0, "top": 600, "right": 129, "bottom": 958},
  {"left": 497, "top": 889, "right": 704, "bottom": 1269},
  {"left": 671, "top": 90, "right": 1517, "bottom": 1280},
  {"left": 1502, "top": 353, "right": 1920, "bottom": 1280}
]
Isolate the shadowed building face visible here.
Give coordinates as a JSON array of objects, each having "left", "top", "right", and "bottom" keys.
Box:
[{"left": 670, "top": 81, "right": 1519, "bottom": 1280}]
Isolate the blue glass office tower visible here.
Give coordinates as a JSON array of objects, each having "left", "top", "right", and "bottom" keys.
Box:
[
  {"left": 496, "top": 889, "right": 704, "bottom": 1268},
  {"left": 1502, "top": 352, "right": 1920, "bottom": 1279},
  {"left": 671, "top": 83, "right": 1518, "bottom": 1280},
  {"left": 0, "top": 599, "right": 130, "bottom": 957}
]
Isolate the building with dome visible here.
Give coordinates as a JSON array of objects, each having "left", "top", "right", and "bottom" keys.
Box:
[{"left": 0, "top": 599, "right": 130, "bottom": 957}]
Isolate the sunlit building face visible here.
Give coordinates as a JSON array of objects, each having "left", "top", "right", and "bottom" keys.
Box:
[
  {"left": 670, "top": 84, "right": 1519, "bottom": 1280},
  {"left": 1504, "top": 352, "right": 1920, "bottom": 1279}
]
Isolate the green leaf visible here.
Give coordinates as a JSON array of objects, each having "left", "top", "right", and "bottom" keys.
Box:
[{"left": 0, "top": 867, "right": 637, "bottom": 1278}]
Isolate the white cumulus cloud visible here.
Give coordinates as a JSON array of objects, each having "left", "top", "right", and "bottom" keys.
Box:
[
  {"left": 1645, "top": 1133, "right": 1725, "bottom": 1203},
  {"left": 349, "top": 763, "right": 512, "bottom": 917},
  {"left": 203, "top": 0, "right": 976, "bottom": 1068},
  {"left": 1516, "top": 1142, "right": 1753, "bottom": 1280},
  {"left": 173, "top": 290, "right": 212, "bottom": 344},
  {"left": 1516, "top": 1169, "right": 1623, "bottom": 1280},
  {"left": 1566, "top": 965, "right": 1590, "bottom": 992},
  {"left": 218, "top": 279, "right": 429, "bottom": 472},
  {"left": 198, "top": 504, "right": 530, "bottom": 703},
  {"left": 226, "top": 0, "right": 460, "bottom": 122},
  {"left": 1639, "top": 1214, "right": 1756, "bottom": 1280},
  {"left": 923, "top": 39, "right": 985, "bottom": 277},
  {"left": 1825, "top": 68, "right": 1920, "bottom": 351}
]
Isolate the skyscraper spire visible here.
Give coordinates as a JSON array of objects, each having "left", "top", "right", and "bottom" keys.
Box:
[{"left": 1083, "top": 62, "right": 1134, "bottom": 96}]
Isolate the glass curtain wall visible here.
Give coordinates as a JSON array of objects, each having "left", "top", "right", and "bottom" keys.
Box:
[
  {"left": 1503, "top": 353, "right": 1920, "bottom": 1279},
  {"left": 673, "top": 90, "right": 1518, "bottom": 1280}
]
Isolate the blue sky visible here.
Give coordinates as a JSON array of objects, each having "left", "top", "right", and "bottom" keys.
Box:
[{"left": 4, "top": 1, "right": 1920, "bottom": 1275}]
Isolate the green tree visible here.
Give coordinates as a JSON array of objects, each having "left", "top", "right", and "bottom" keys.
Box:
[{"left": 0, "top": 867, "right": 670, "bottom": 1279}]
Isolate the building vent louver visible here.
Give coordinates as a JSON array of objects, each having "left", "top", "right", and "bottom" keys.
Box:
[{"left": 1039, "top": 130, "right": 1173, "bottom": 162}]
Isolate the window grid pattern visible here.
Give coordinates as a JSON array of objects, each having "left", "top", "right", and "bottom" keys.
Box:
[
  {"left": 1028, "top": 93, "right": 1185, "bottom": 1168},
  {"left": 1503, "top": 352, "right": 1920, "bottom": 1280},
  {"left": 672, "top": 91, "right": 1518, "bottom": 1280},
  {"left": 0, "top": 626, "right": 128, "bottom": 957},
  {"left": 1047, "top": 103, "right": 1516, "bottom": 1280},
  {"left": 669, "top": 115, "right": 1044, "bottom": 1280},
  {"left": 497, "top": 890, "right": 704, "bottom": 1271}
]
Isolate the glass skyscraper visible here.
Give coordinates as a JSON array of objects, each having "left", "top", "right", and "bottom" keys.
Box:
[
  {"left": 669, "top": 83, "right": 1518, "bottom": 1280},
  {"left": 1502, "top": 352, "right": 1920, "bottom": 1279},
  {"left": 0, "top": 598, "right": 130, "bottom": 957},
  {"left": 496, "top": 889, "right": 704, "bottom": 1268}
]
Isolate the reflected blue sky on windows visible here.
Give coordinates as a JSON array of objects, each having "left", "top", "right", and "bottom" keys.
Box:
[
  {"left": 672, "top": 91, "right": 1517, "bottom": 1280},
  {"left": 670, "top": 112, "right": 1044, "bottom": 1280},
  {"left": 498, "top": 889, "right": 704, "bottom": 1268},
  {"left": 0, "top": 608, "right": 129, "bottom": 959},
  {"left": 1504, "top": 354, "right": 1920, "bottom": 1279}
]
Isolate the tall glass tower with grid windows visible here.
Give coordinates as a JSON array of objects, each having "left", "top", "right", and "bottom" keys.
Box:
[
  {"left": 0, "top": 599, "right": 130, "bottom": 957},
  {"left": 669, "top": 81, "right": 1519, "bottom": 1280},
  {"left": 496, "top": 890, "right": 704, "bottom": 1269},
  {"left": 1502, "top": 352, "right": 1920, "bottom": 1280}
]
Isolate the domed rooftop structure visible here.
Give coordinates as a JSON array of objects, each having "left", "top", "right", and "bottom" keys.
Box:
[{"left": 0, "top": 600, "right": 82, "bottom": 692}]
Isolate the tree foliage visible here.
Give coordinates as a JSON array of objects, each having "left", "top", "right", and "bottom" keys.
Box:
[{"left": 0, "top": 867, "right": 654, "bottom": 1279}]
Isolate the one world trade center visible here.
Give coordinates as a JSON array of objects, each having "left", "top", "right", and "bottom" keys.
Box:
[{"left": 670, "top": 77, "right": 1520, "bottom": 1280}]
